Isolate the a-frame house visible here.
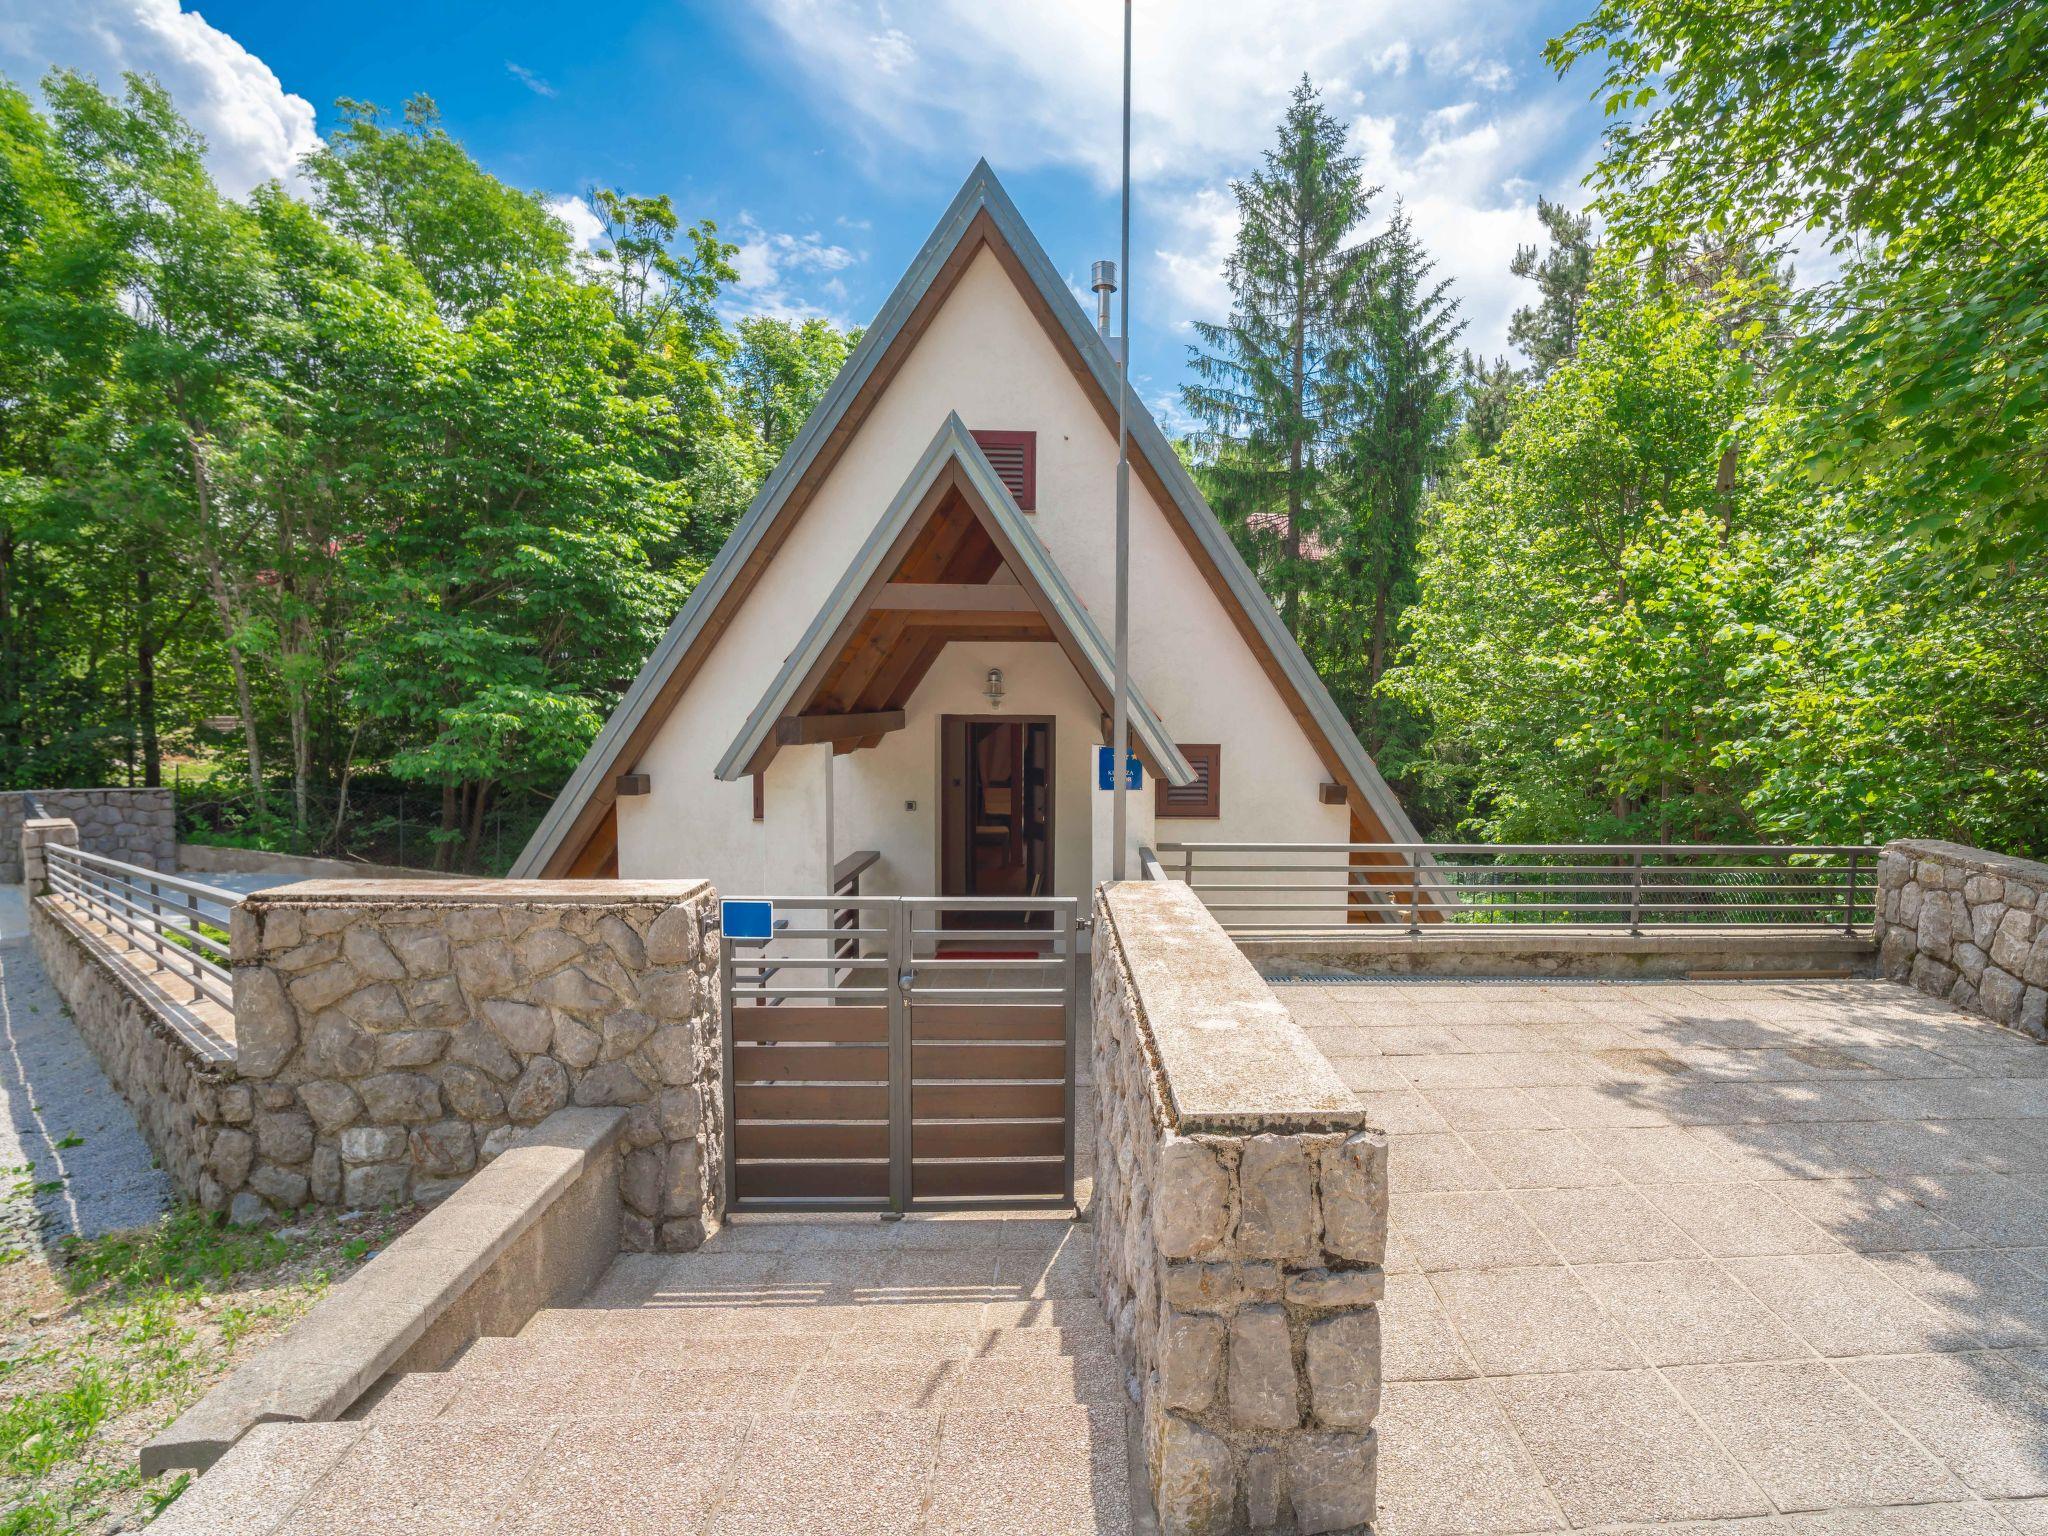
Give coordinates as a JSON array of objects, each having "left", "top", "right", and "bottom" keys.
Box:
[{"left": 513, "top": 161, "right": 1421, "bottom": 904}]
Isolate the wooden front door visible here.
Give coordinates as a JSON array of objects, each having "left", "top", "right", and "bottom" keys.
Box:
[{"left": 939, "top": 715, "right": 1053, "bottom": 906}]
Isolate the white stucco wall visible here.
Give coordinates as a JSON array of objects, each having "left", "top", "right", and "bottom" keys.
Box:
[{"left": 615, "top": 245, "right": 1352, "bottom": 899}]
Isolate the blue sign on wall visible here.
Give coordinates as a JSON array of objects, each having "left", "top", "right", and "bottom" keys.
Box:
[
  {"left": 1096, "top": 746, "right": 1143, "bottom": 791},
  {"left": 720, "top": 899, "right": 774, "bottom": 943}
]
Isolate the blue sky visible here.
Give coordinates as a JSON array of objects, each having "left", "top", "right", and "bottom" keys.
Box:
[{"left": 4, "top": 0, "right": 1604, "bottom": 425}]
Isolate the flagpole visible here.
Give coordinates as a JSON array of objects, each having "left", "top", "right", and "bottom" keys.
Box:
[{"left": 1111, "top": 0, "right": 1132, "bottom": 882}]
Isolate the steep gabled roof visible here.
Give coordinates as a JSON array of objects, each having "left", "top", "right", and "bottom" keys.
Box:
[
  {"left": 714, "top": 414, "right": 1195, "bottom": 787},
  {"left": 513, "top": 159, "right": 1422, "bottom": 877}
]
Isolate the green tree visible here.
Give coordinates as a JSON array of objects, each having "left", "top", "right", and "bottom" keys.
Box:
[
  {"left": 1334, "top": 205, "right": 1463, "bottom": 747},
  {"left": 1551, "top": 0, "right": 2048, "bottom": 563},
  {"left": 728, "top": 316, "right": 858, "bottom": 457},
  {"left": 1457, "top": 354, "right": 1519, "bottom": 458},
  {"left": 304, "top": 94, "right": 570, "bottom": 320},
  {"left": 1507, "top": 197, "right": 1598, "bottom": 377},
  {"left": 1384, "top": 255, "right": 1763, "bottom": 840},
  {"left": 1183, "top": 76, "right": 1377, "bottom": 639}
]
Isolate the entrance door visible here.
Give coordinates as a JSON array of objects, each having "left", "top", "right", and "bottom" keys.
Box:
[{"left": 939, "top": 716, "right": 1053, "bottom": 913}]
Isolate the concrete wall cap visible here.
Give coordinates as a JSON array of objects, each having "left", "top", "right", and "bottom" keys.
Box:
[
  {"left": 243, "top": 878, "right": 713, "bottom": 907},
  {"left": 1889, "top": 840, "right": 2048, "bottom": 890},
  {"left": 1101, "top": 879, "right": 1367, "bottom": 1134}
]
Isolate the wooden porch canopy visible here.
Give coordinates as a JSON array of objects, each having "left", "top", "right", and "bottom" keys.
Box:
[{"left": 714, "top": 415, "right": 1195, "bottom": 786}]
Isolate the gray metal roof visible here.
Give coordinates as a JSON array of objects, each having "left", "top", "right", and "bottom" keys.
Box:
[
  {"left": 712, "top": 414, "right": 1195, "bottom": 787},
  {"left": 512, "top": 159, "right": 1422, "bottom": 877}
]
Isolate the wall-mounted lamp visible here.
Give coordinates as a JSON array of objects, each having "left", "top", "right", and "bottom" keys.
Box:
[{"left": 984, "top": 667, "right": 1005, "bottom": 708}]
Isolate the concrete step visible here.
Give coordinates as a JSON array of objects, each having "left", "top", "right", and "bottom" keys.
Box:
[
  {"left": 523, "top": 1293, "right": 1112, "bottom": 1342},
  {"left": 353, "top": 1339, "right": 1129, "bottom": 1426},
  {"left": 157, "top": 1404, "right": 1133, "bottom": 1534}
]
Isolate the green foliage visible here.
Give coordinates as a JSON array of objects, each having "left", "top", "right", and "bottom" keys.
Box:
[
  {"left": 1182, "top": 76, "right": 1380, "bottom": 639},
  {"left": 0, "top": 74, "right": 853, "bottom": 868},
  {"left": 1507, "top": 198, "right": 1598, "bottom": 379},
  {"left": 1387, "top": 255, "right": 2048, "bottom": 851},
  {"left": 1551, "top": 0, "right": 2048, "bottom": 563}
]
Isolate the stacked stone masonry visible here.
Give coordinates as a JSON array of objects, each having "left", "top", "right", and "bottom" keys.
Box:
[
  {"left": 2, "top": 788, "right": 174, "bottom": 884},
  {"left": 229, "top": 881, "right": 724, "bottom": 1250},
  {"left": 1094, "top": 880, "right": 1386, "bottom": 1536},
  {"left": 29, "top": 885, "right": 238, "bottom": 1206},
  {"left": 1877, "top": 839, "right": 2048, "bottom": 1039}
]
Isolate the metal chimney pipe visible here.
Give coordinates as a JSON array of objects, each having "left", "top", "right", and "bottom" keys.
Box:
[{"left": 1091, "top": 259, "right": 1117, "bottom": 343}]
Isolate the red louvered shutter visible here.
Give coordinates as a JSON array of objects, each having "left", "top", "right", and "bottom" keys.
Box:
[
  {"left": 970, "top": 429, "right": 1036, "bottom": 510},
  {"left": 1156, "top": 744, "right": 1221, "bottom": 818}
]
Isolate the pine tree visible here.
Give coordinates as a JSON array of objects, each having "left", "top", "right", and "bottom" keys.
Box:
[
  {"left": 1508, "top": 197, "right": 1597, "bottom": 377},
  {"left": 1458, "top": 353, "right": 1519, "bottom": 457},
  {"left": 1334, "top": 206, "right": 1464, "bottom": 747},
  {"left": 1182, "top": 77, "right": 1377, "bottom": 639}
]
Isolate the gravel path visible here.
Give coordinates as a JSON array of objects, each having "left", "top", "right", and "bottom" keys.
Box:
[{"left": 0, "top": 884, "right": 174, "bottom": 1247}]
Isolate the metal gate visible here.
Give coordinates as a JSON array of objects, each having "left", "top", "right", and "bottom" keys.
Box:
[{"left": 718, "top": 895, "right": 1079, "bottom": 1213}]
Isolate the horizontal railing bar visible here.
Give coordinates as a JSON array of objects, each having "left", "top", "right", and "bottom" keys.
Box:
[
  {"left": 911, "top": 930, "right": 1061, "bottom": 943},
  {"left": 48, "top": 872, "right": 234, "bottom": 971},
  {"left": 1158, "top": 841, "right": 1875, "bottom": 856},
  {"left": 49, "top": 859, "right": 241, "bottom": 927},
  {"left": 900, "top": 897, "right": 1080, "bottom": 910},
  {"left": 732, "top": 986, "right": 891, "bottom": 999},
  {"left": 911, "top": 958, "right": 1064, "bottom": 970},
  {"left": 1184, "top": 862, "right": 1861, "bottom": 878},
  {"left": 47, "top": 845, "right": 244, "bottom": 908}
]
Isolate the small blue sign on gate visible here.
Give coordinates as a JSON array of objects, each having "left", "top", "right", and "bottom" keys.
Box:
[
  {"left": 1096, "top": 746, "right": 1143, "bottom": 792},
  {"left": 720, "top": 899, "right": 774, "bottom": 943}
]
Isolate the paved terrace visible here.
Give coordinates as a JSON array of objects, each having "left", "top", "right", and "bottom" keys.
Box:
[{"left": 1279, "top": 977, "right": 2048, "bottom": 1536}]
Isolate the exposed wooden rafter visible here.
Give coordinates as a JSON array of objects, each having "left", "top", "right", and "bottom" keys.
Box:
[{"left": 775, "top": 710, "right": 908, "bottom": 746}]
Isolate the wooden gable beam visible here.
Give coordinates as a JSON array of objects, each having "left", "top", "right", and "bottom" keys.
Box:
[
  {"left": 776, "top": 710, "right": 908, "bottom": 746},
  {"left": 872, "top": 583, "right": 1037, "bottom": 612}
]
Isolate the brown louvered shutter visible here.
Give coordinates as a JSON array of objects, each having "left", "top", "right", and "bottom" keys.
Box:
[
  {"left": 971, "top": 429, "right": 1036, "bottom": 510},
  {"left": 1156, "top": 744, "right": 1221, "bottom": 818}
]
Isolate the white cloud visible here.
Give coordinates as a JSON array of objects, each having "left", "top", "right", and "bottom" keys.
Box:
[
  {"left": 726, "top": 216, "right": 864, "bottom": 322},
  {"left": 0, "top": 0, "right": 320, "bottom": 197},
  {"left": 740, "top": 0, "right": 1583, "bottom": 357},
  {"left": 506, "top": 61, "right": 556, "bottom": 98},
  {"left": 546, "top": 194, "right": 606, "bottom": 251},
  {"left": 743, "top": 0, "right": 1537, "bottom": 189}
]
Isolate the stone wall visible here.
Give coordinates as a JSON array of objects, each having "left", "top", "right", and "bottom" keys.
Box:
[
  {"left": 1877, "top": 839, "right": 2048, "bottom": 1038},
  {"left": 2, "top": 788, "right": 174, "bottom": 884},
  {"left": 1093, "top": 879, "right": 1387, "bottom": 1536},
  {"left": 30, "top": 888, "right": 241, "bottom": 1210},
  {"left": 231, "top": 880, "right": 724, "bottom": 1250}
]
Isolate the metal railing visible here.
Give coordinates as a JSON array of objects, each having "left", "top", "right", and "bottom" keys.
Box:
[
  {"left": 1152, "top": 842, "right": 1877, "bottom": 939},
  {"left": 42, "top": 844, "right": 241, "bottom": 1009}
]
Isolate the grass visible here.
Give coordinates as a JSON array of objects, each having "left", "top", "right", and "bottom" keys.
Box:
[{"left": 0, "top": 1204, "right": 417, "bottom": 1535}]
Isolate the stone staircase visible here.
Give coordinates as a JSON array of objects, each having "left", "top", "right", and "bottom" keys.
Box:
[{"left": 149, "top": 1214, "right": 1137, "bottom": 1535}]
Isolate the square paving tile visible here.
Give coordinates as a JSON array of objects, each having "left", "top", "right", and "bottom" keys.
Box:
[
  {"left": 1383, "top": 1273, "right": 1479, "bottom": 1382},
  {"left": 1430, "top": 1267, "right": 1640, "bottom": 1374},
  {"left": 1461, "top": 1129, "right": 1621, "bottom": 1190},
  {"left": 1637, "top": 1183, "right": 1840, "bottom": 1258},
  {"left": 1375, "top": 1380, "right": 1563, "bottom": 1536},
  {"left": 1492, "top": 1369, "right": 1770, "bottom": 1526},
  {"left": 1834, "top": 1353, "right": 2048, "bottom": 1499},
  {"left": 1865, "top": 1250, "right": 2048, "bottom": 1349},
  {"left": 925, "top": 1404, "right": 1130, "bottom": 1535},
  {"left": 1392, "top": 1133, "right": 1502, "bottom": 1193},
  {"left": 1666, "top": 1360, "right": 1965, "bottom": 1511},
  {"left": 1726, "top": 1253, "right": 1982, "bottom": 1358},
  {"left": 1770, "top": 1179, "right": 1987, "bottom": 1254},
  {"left": 1425, "top": 1087, "right": 1563, "bottom": 1131},
  {"left": 1394, "top": 1191, "right": 1560, "bottom": 1271},
  {"left": 1360, "top": 1090, "right": 1454, "bottom": 1134},
  {"left": 1574, "top": 1125, "right": 1748, "bottom": 1184},
  {"left": 1575, "top": 1261, "right": 1809, "bottom": 1365},
  {"left": 1511, "top": 1186, "right": 1703, "bottom": 1264}
]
